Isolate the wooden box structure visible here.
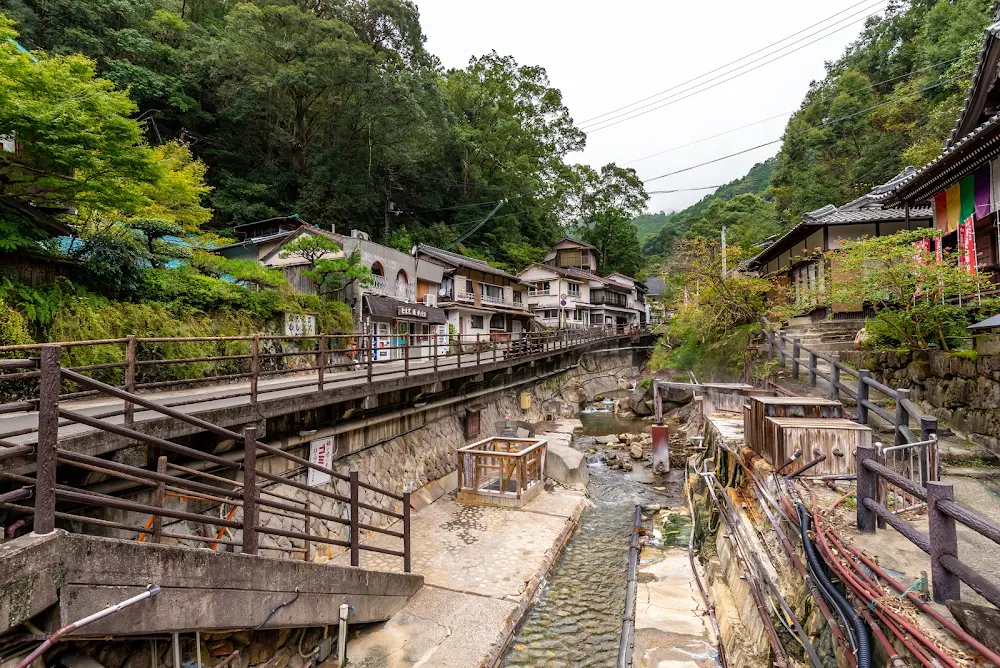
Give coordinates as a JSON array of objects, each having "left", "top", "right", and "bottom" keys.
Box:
[
  {"left": 760, "top": 417, "right": 870, "bottom": 476},
  {"left": 744, "top": 396, "right": 844, "bottom": 462},
  {"left": 456, "top": 437, "right": 548, "bottom": 508}
]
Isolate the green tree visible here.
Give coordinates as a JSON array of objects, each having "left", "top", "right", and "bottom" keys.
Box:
[
  {"left": 686, "top": 194, "right": 782, "bottom": 251},
  {"left": 0, "top": 16, "right": 162, "bottom": 247},
  {"left": 280, "top": 233, "right": 373, "bottom": 296},
  {"left": 581, "top": 212, "right": 644, "bottom": 278}
]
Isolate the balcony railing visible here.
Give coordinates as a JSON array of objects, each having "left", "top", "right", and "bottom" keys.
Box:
[
  {"left": 370, "top": 275, "right": 415, "bottom": 301},
  {"left": 591, "top": 294, "right": 628, "bottom": 307},
  {"left": 447, "top": 287, "right": 527, "bottom": 310},
  {"left": 527, "top": 288, "right": 552, "bottom": 297}
]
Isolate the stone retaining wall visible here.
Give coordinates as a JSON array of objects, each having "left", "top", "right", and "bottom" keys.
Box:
[{"left": 841, "top": 349, "right": 1000, "bottom": 457}]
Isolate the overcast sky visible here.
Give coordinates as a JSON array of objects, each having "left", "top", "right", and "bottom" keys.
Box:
[{"left": 417, "top": 0, "right": 881, "bottom": 215}]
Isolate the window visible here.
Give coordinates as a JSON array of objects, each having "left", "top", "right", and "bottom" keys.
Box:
[
  {"left": 490, "top": 313, "right": 506, "bottom": 329},
  {"left": 513, "top": 291, "right": 523, "bottom": 304},
  {"left": 572, "top": 309, "right": 582, "bottom": 321},
  {"left": 371, "top": 262, "right": 384, "bottom": 277},
  {"left": 544, "top": 310, "right": 558, "bottom": 319},
  {"left": 465, "top": 278, "right": 474, "bottom": 294},
  {"left": 471, "top": 315, "right": 484, "bottom": 329},
  {"left": 567, "top": 282, "right": 581, "bottom": 298}
]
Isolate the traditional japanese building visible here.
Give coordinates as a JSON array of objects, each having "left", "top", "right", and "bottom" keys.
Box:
[{"left": 883, "top": 15, "right": 1000, "bottom": 277}]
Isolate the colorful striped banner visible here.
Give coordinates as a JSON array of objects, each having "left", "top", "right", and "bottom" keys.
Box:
[{"left": 933, "top": 164, "right": 992, "bottom": 233}]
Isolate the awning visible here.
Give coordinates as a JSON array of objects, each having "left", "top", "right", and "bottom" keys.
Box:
[
  {"left": 969, "top": 313, "right": 1000, "bottom": 330},
  {"left": 364, "top": 294, "right": 447, "bottom": 324}
]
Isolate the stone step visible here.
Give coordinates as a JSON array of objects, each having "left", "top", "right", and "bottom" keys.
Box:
[{"left": 783, "top": 321, "right": 864, "bottom": 335}]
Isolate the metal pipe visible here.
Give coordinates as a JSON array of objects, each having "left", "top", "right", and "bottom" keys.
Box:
[
  {"left": 617, "top": 505, "right": 642, "bottom": 668},
  {"left": 16, "top": 585, "right": 161, "bottom": 668},
  {"left": 685, "top": 474, "right": 727, "bottom": 668},
  {"left": 785, "top": 454, "right": 827, "bottom": 479},
  {"left": 172, "top": 632, "right": 181, "bottom": 668}
]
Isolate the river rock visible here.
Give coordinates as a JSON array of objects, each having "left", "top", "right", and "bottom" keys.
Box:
[
  {"left": 628, "top": 387, "right": 653, "bottom": 416},
  {"left": 629, "top": 443, "right": 644, "bottom": 460},
  {"left": 595, "top": 435, "right": 619, "bottom": 445},
  {"left": 546, "top": 443, "right": 589, "bottom": 487},
  {"left": 622, "top": 461, "right": 633, "bottom": 471}
]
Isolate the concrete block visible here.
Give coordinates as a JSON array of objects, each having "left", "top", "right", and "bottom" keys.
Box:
[{"left": 546, "top": 443, "right": 589, "bottom": 487}]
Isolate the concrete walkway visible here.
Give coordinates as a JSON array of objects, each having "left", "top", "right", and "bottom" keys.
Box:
[{"left": 336, "top": 487, "right": 589, "bottom": 667}]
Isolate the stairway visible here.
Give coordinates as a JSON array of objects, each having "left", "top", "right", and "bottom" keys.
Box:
[{"left": 781, "top": 319, "right": 865, "bottom": 358}]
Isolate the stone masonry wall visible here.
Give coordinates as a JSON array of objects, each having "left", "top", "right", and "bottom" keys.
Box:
[{"left": 841, "top": 349, "right": 1000, "bottom": 458}]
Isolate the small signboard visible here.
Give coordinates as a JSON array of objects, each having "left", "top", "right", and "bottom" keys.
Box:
[
  {"left": 284, "top": 313, "right": 317, "bottom": 337},
  {"left": 308, "top": 437, "right": 335, "bottom": 487},
  {"left": 397, "top": 305, "right": 428, "bottom": 319},
  {"left": 559, "top": 294, "right": 567, "bottom": 306}
]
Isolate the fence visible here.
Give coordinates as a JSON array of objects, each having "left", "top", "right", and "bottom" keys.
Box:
[
  {"left": 857, "top": 445, "right": 1000, "bottom": 608},
  {"left": 456, "top": 436, "right": 547, "bottom": 508},
  {"left": 762, "top": 320, "right": 939, "bottom": 505},
  {"left": 0, "top": 348, "right": 412, "bottom": 570}
]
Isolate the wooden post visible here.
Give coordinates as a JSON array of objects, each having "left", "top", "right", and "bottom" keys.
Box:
[
  {"left": 828, "top": 354, "right": 840, "bottom": 402},
  {"left": 920, "top": 415, "right": 938, "bottom": 485},
  {"left": 777, "top": 331, "right": 785, "bottom": 368},
  {"left": 456, "top": 334, "right": 461, "bottom": 369},
  {"left": 317, "top": 334, "right": 326, "bottom": 392},
  {"left": 34, "top": 345, "right": 61, "bottom": 534},
  {"left": 927, "top": 481, "right": 960, "bottom": 603},
  {"left": 250, "top": 335, "right": 260, "bottom": 409},
  {"left": 856, "top": 445, "right": 877, "bottom": 533},
  {"left": 856, "top": 370, "right": 871, "bottom": 425},
  {"left": 403, "top": 491, "right": 411, "bottom": 573},
  {"left": 766, "top": 327, "right": 775, "bottom": 360},
  {"left": 241, "top": 426, "right": 258, "bottom": 555},
  {"left": 124, "top": 335, "right": 137, "bottom": 428},
  {"left": 349, "top": 471, "right": 360, "bottom": 567},
  {"left": 808, "top": 351, "right": 817, "bottom": 387},
  {"left": 153, "top": 455, "right": 167, "bottom": 543},
  {"left": 303, "top": 496, "right": 311, "bottom": 562},
  {"left": 791, "top": 338, "right": 801, "bottom": 380},
  {"left": 516, "top": 456, "right": 525, "bottom": 500},
  {"left": 894, "top": 388, "right": 910, "bottom": 447},
  {"left": 477, "top": 333, "right": 481, "bottom": 366},
  {"left": 433, "top": 331, "right": 439, "bottom": 372}
]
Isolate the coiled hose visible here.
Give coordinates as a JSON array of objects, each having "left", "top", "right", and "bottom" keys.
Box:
[{"left": 796, "top": 503, "right": 871, "bottom": 668}]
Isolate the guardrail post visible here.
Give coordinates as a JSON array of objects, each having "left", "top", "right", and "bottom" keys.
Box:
[
  {"left": 241, "top": 426, "right": 258, "bottom": 555},
  {"left": 927, "top": 481, "right": 960, "bottom": 603},
  {"left": 919, "top": 415, "right": 938, "bottom": 485},
  {"left": 829, "top": 354, "right": 840, "bottom": 402},
  {"left": 349, "top": 471, "right": 360, "bottom": 567},
  {"left": 433, "top": 332, "right": 439, "bottom": 372},
  {"left": 250, "top": 335, "right": 259, "bottom": 408},
  {"left": 856, "top": 445, "right": 877, "bottom": 533},
  {"left": 124, "top": 335, "right": 136, "bottom": 428},
  {"left": 856, "top": 370, "right": 871, "bottom": 425},
  {"left": 153, "top": 455, "right": 167, "bottom": 543},
  {"left": 808, "top": 350, "right": 817, "bottom": 386},
  {"left": 791, "top": 338, "right": 801, "bottom": 380},
  {"left": 894, "top": 388, "right": 910, "bottom": 447},
  {"left": 874, "top": 443, "right": 887, "bottom": 530},
  {"left": 766, "top": 327, "right": 775, "bottom": 360},
  {"left": 456, "top": 334, "right": 462, "bottom": 369},
  {"left": 367, "top": 335, "right": 374, "bottom": 382},
  {"left": 403, "top": 491, "right": 411, "bottom": 573},
  {"left": 476, "top": 333, "right": 481, "bottom": 366},
  {"left": 34, "top": 344, "right": 61, "bottom": 534},
  {"left": 317, "top": 334, "right": 326, "bottom": 391},
  {"left": 404, "top": 334, "right": 410, "bottom": 376},
  {"left": 777, "top": 331, "right": 785, "bottom": 368}
]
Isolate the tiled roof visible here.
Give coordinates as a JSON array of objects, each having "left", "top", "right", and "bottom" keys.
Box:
[
  {"left": 948, "top": 4, "right": 1000, "bottom": 147},
  {"left": 415, "top": 244, "right": 519, "bottom": 280},
  {"left": 551, "top": 236, "right": 598, "bottom": 251},
  {"left": 881, "top": 112, "right": 1000, "bottom": 205},
  {"left": 812, "top": 206, "right": 932, "bottom": 224}
]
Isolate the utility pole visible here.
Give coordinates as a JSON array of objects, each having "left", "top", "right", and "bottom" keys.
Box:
[
  {"left": 384, "top": 198, "right": 391, "bottom": 240},
  {"left": 721, "top": 226, "right": 727, "bottom": 277}
]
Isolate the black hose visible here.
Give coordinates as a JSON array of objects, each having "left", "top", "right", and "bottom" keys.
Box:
[{"left": 796, "top": 504, "right": 871, "bottom": 668}]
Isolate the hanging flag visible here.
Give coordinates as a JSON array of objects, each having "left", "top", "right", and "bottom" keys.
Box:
[
  {"left": 934, "top": 233, "right": 943, "bottom": 264},
  {"left": 963, "top": 216, "right": 977, "bottom": 274},
  {"left": 933, "top": 165, "right": 991, "bottom": 232}
]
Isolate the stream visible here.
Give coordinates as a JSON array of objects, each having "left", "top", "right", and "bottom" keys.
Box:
[{"left": 501, "top": 413, "right": 685, "bottom": 668}]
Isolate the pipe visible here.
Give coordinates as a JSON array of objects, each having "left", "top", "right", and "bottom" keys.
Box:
[
  {"left": 796, "top": 504, "right": 871, "bottom": 668},
  {"left": 785, "top": 454, "right": 827, "bottom": 479},
  {"left": 216, "top": 650, "right": 240, "bottom": 667},
  {"left": 16, "top": 585, "right": 161, "bottom": 668},
  {"left": 685, "top": 474, "right": 727, "bottom": 668},
  {"left": 172, "top": 633, "right": 181, "bottom": 668},
  {"left": 617, "top": 505, "right": 642, "bottom": 668}
]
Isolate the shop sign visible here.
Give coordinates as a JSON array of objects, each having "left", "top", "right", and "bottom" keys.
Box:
[
  {"left": 308, "top": 436, "right": 335, "bottom": 486},
  {"left": 397, "top": 305, "right": 428, "bottom": 318}
]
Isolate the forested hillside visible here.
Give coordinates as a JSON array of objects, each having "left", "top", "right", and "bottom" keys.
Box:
[
  {"left": 0, "top": 0, "right": 646, "bottom": 274},
  {"left": 641, "top": 158, "right": 775, "bottom": 260},
  {"left": 642, "top": 0, "right": 993, "bottom": 264}
]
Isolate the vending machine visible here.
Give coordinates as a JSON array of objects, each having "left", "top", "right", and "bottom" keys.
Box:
[
  {"left": 373, "top": 322, "right": 391, "bottom": 362},
  {"left": 433, "top": 324, "right": 449, "bottom": 356}
]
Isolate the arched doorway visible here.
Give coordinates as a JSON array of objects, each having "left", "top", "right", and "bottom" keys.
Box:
[{"left": 395, "top": 269, "right": 409, "bottom": 299}]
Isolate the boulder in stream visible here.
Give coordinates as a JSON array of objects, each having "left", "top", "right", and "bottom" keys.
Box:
[{"left": 546, "top": 444, "right": 589, "bottom": 487}]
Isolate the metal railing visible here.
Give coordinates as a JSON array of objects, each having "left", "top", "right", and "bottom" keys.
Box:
[
  {"left": 0, "top": 351, "right": 412, "bottom": 570},
  {"left": 0, "top": 327, "right": 643, "bottom": 460},
  {"left": 762, "top": 319, "right": 939, "bottom": 505},
  {"left": 857, "top": 445, "right": 1000, "bottom": 608}
]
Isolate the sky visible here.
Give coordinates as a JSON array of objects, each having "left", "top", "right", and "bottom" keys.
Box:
[{"left": 417, "top": 0, "right": 882, "bottom": 215}]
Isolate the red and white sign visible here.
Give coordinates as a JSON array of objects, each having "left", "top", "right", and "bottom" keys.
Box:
[
  {"left": 960, "top": 216, "right": 977, "bottom": 274},
  {"left": 308, "top": 437, "right": 335, "bottom": 487}
]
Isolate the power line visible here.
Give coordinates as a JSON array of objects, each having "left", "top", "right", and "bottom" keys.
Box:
[
  {"left": 622, "top": 54, "right": 964, "bottom": 166},
  {"left": 448, "top": 200, "right": 507, "bottom": 248},
  {"left": 578, "top": 0, "right": 879, "bottom": 126},
  {"left": 583, "top": 4, "right": 887, "bottom": 133},
  {"left": 642, "top": 73, "right": 970, "bottom": 183},
  {"left": 647, "top": 186, "right": 725, "bottom": 194}
]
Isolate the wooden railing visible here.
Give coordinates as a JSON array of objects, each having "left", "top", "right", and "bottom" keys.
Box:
[
  {"left": 0, "top": 351, "right": 412, "bottom": 570},
  {"left": 456, "top": 436, "right": 547, "bottom": 507},
  {"left": 857, "top": 445, "right": 1000, "bottom": 608}
]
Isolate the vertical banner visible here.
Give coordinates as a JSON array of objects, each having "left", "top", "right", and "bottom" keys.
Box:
[
  {"left": 963, "top": 217, "right": 978, "bottom": 274},
  {"left": 913, "top": 238, "right": 930, "bottom": 298},
  {"left": 308, "top": 437, "right": 335, "bottom": 487}
]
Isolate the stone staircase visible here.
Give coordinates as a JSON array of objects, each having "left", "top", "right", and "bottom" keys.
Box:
[{"left": 782, "top": 319, "right": 865, "bottom": 359}]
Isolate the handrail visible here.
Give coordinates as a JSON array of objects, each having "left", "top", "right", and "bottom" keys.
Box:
[{"left": 857, "top": 445, "right": 1000, "bottom": 609}]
